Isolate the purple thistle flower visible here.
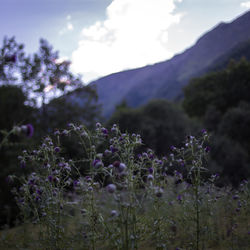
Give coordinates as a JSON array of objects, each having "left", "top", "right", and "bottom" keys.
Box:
[
  {"left": 85, "top": 176, "right": 92, "bottom": 182},
  {"left": 162, "top": 156, "right": 167, "bottom": 161},
  {"left": 54, "top": 146, "right": 60, "bottom": 153},
  {"left": 201, "top": 129, "right": 207, "bottom": 134},
  {"left": 36, "top": 189, "right": 42, "bottom": 195},
  {"left": 48, "top": 175, "right": 53, "bottom": 182},
  {"left": 73, "top": 180, "right": 80, "bottom": 187},
  {"left": 6, "top": 175, "right": 14, "bottom": 184},
  {"left": 35, "top": 196, "right": 41, "bottom": 202},
  {"left": 18, "top": 198, "right": 24, "bottom": 204},
  {"left": 67, "top": 123, "right": 74, "bottom": 128},
  {"left": 148, "top": 167, "right": 154, "bottom": 174},
  {"left": 22, "top": 124, "right": 34, "bottom": 137},
  {"left": 111, "top": 127, "right": 117, "bottom": 133},
  {"left": 106, "top": 184, "right": 116, "bottom": 193},
  {"left": 96, "top": 122, "right": 101, "bottom": 128},
  {"left": 53, "top": 177, "right": 59, "bottom": 183},
  {"left": 177, "top": 194, "right": 182, "bottom": 202},
  {"left": 155, "top": 187, "right": 163, "bottom": 198},
  {"left": 31, "top": 150, "right": 37, "bottom": 155},
  {"left": 62, "top": 129, "right": 69, "bottom": 136},
  {"left": 54, "top": 130, "right": 60, "bottom": 136},
  {"left": 110, "top": 145, "right": 118, "bottom": 153},
  {"left": 20, "top": 160, "right": 26, "bottom": 168},
  {"left": 110, "top": 210, "right": 118, "bottom": 217},
  {"left": 118, "top": 163, "right": 126, "bottom": 173},
  {"left": 149, "top": 153, "right": 154, "bottom": 159},
  {"left": 108, "top": 164, "right": 114, "bottom": 169},
  {"left": 28, "top": 179, "right": 35, "bottom": 186},
  {"left": 104, "top": 149, "right": 112, "bottom": 156},
  {"left": 63, "top": 163, "right": 71, "bottom": 172},
  {"left": 205, "top": 146, "right": 211, "bottom": 153},
  {"left": 233, "top": 195, "right": 239, "bottom": 200},
  {"left": 113, "top": 161, "right": 120, "bottom": 168},
  {"left": 157, "top": 160, "right": 163, "bottom": 165},
  {"left": 92, "top": 159, "right": 103, "bottom": 168},
  {"left": 147, "top": 174, "right": 154, "bottom": 181},
  {"left": 101, "top": 127, "right": 108, "bottom": 135},
  {"left": 58, "top": 162, "right": 65, "bottom": 167},
  {"left": 238, "top": 201, "right": 242, "bottom": 207}
]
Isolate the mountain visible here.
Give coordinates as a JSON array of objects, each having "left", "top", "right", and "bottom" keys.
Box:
[
  {"left": 77, "top": 11, "right": 250, "bottom": 117},
  {"left": 206, "top": 39, "right": 250, "bottom": 72}
]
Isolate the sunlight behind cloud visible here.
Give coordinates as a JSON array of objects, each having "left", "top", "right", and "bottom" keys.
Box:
[
  {"left": 241, "top": 1, "right": 250, "bottom": 8},
  {"left": 71, "top": 0, "right": 183, "bottom": 83}
]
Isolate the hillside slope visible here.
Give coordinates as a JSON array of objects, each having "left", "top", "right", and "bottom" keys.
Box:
[{"left": 78, "top": 11, "right": 250, "bottom": 116}]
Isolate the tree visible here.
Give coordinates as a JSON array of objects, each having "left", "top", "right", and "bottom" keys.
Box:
[
  {"left": 0, "top": 37, "right": 101, "bottom": 133},
  {"left": 108, "top": 99, "right": 196, "bottom": 156},
  {"left": 182, "top": 58, "right": 250, "bottom": 186},
  {"left": 0, "top": 85, "right": 36, "bottom": 227},
  {"left": 183, "top": 58, "right": 250, "bottom": 118},
  {"left": 0, "top": 36, "right": 25, "bottom": 85},
  {"left": 0, "top": 85, "right": 34, "bottom": 130},
  {"left": 20, "top": 39, "right": 83, "bottom": 107},
  {"left": 0, "top": 37, "right": 101, "bottom": 227},
  {"left": 218, "top": 102, "right": 250, "bottom": 153}
]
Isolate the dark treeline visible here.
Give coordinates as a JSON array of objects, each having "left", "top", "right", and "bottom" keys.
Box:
[
  {"left": 0, "top": 37, "right": 101, "bottom": 226},
  {"left": 1, "top": 37, "right": 250, "bottom": 227}
]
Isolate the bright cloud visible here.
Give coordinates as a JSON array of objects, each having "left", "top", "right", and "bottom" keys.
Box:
[
  {"left": 241, "top": 1, "right": 250, "bottom": 8},
  {"left": 59, "top": 15, "right": 74, "bottom": 35},
  {"left": 67, "top": 23, "right": 74, "bottom": 31},
  {"left": 71, "top": 0, "right": 183, "bottom": 83}
]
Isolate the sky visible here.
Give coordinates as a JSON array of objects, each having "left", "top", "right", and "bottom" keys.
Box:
[{"left": 1, "top": 0, "right": 250, "bottom": 83}]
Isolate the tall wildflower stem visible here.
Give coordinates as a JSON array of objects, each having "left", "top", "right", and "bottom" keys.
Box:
[
  {"left": 185, "top": 133, "right": 208, "bottom": 250},
  {"left": 90, "top": 190, "right": 96, "bottom": 250}
]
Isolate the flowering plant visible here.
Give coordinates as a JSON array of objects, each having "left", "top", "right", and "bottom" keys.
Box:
[{"left": 6, "top": 123, "right": 249, "bottom": 250}]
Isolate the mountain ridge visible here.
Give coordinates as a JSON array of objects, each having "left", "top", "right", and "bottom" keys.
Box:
[{"left": 81, "top": 10, "right": 250, "bottom": 116}]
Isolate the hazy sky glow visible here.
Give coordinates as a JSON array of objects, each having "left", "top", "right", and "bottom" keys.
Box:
[
  {"left": 72, "top": 0, "right": 182, "bottom": 81},
  {"left": 0, "top": 0, "right": 250, "bottom": 83}
]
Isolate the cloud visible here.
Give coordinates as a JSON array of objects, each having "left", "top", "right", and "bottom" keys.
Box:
[
  {"left": 59, "top": 15, "right": 74, "bottom": 35},
  {"left": 67, "top": 23, "right": 74, "bottom": 31},
  {"left": 241, "top": 1, "right": 250, "bottom": 8},
  {"left": 71, "top": 0, "right": 183, "bottom": 83}
]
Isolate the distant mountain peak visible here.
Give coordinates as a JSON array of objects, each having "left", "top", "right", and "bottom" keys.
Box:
[{"left": 75, "top": 11, "right": 250, "bottom": 117}]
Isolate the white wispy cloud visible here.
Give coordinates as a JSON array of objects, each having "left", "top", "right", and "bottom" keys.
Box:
[
  {"left": 71, "top": 0, "right": 183, "bottom": 83},
  {"left": 241, "top": 1, "right": 250, "bottom": 8},
  {"left": 59, "top": 15, "right": 74, "bottom": 35}
]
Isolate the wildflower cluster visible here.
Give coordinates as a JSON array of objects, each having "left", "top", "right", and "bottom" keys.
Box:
[{"left": 8, "top": 124, "right": 250, "bottom": 250}]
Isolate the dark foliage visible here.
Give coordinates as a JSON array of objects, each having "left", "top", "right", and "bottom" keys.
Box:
[
  {"left": 0, "top": 37, "right": 100, "bottom": 228},
  {"left": 108, "top": 99, "right": 197, "bottom": 156},
  {"left": 183, "top": 59, "right": 250, "bottom": 186}
]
